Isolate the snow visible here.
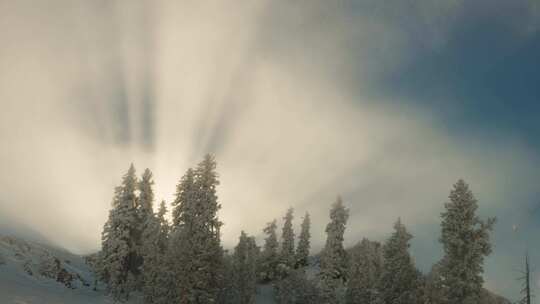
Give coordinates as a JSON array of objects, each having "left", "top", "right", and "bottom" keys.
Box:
[
  {"left": 0, "top": 235, "right": 143, "bottom": 304},
  {"left": 0, "top": 235, "right": 280, "bottom": 303},
  {"left": 255, "top": 284, "right": 276, "bottom": 304}
]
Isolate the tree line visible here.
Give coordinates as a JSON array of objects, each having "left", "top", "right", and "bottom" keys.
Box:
[{"left": 95, "top": 154, "right": 502, "bottom": 304}]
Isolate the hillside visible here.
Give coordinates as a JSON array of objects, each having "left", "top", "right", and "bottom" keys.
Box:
[
  {"left": 0, "top": 234, "right": 511, "bottom": 304},
  {"left": 0, "top": 235, "right": 145, "bottom": 303},
  {"left": 0, "top": 235, "right": 277, "bottom": 304}
]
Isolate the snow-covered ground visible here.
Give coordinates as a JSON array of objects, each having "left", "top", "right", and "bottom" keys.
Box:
[
  {"left": 0, "top": 235, "right": 144, "bottom": 304},
  {"left": 0, "top": 235, "right": 275, "bottom": 304}
]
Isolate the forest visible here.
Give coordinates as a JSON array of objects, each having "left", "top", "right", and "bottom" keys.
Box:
[{"left": 93, "top": 154, "right": 518, "bottom": 304}]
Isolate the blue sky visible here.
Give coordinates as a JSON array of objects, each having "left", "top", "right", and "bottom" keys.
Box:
[{"left": 378, "top": 1, "right": 540, "bottom": 149}]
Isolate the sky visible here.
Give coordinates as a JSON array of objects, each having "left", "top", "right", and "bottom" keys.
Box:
[{"left": 0, "top": 0, "right": 539, "bottom": 300}]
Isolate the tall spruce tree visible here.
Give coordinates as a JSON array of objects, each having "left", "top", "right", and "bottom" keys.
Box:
[
  {"left": 319, "top": 196, "right": 349, "bottom": 303},
  {"left": 168, "top": 155, "right": 225, "bottom": 303},
  {"left": 138, "top": 168, "right": 155, "bottom": 291},
  {"left": 99, "top": 164, "right": 140, "bottom": 301},
  {"left": 346, "top": 238, "right": 383, "bottom": 304},
  {"left": 377, "top": 219, "right": 423, "bottom": 304},
  {"left": 280, "top": 208, "right": 295, "bottom": 272},
  {"left": 138, "top": 168, "right": 155, "bottom": 225},
  {"left": 231, "top": 231, "right": 259, "bottom": 304},
  {"left": 295, "top": 212, "right": 311, "bottom": 268},
  {"left": 439, "top": 179, "right": 495, "bottom": 304},
  {"left": 168, "top": 168, "right": 196, "bottom": 303},
  {"left": 259, "top": 219, "right": 280, "bottom": 282},
  {"left": 141, "top": 201, "right": 170, "bottom": 304}
]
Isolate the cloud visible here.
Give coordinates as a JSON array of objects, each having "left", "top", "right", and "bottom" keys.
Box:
[{"left": 0, "top": 0, "right": 538, "bottom": 298}]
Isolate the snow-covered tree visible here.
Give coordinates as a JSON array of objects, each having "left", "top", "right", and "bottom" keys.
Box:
[
  {"left": 280, "top": 208, "right": 295, "bottom": 273},
  {"left": 141, "top": 201, "right": 170, "bottom": 304},
  {"left": 138, "top": 168, "right": 155, "bottom": 226},
  {"left": 295, "top": 212, "right": 311, "bottom": 268},
  {"left": 167, "top": 168, "right": 195, "bottom": 302},
  {"left": 377, "top": 219, "right": 423, "bottom": 304},
  {"left": 424, "top": 261, "right": 448, "bottom": 304},
  {"left": 137, "top": 168, "right": 155, "bottom": 291},
  {"left": 99, "top": 164, "right": 140, "bottom": 301},
  {"left": 275, "top": 269, "right": 322, "bottom": 304},
  {"left": 259, "top": 219, "right": 280, "bottom": 282},
  {"left": 171, "top": 168, "right": 196, "bottom": 227},
  {"left": 319, "top": 196, "right": 349, "bottom": 303},
  {"left": 439, "top": 179, "right": 496, "bottom": 304},
  {"left": 346, "top": 238, "right": 383, "bottom": 304},
  {"left": 192, "top": 154, "right": 225, "bottom": 301},
  {"left": 231, "top": 231, "right": 259, "bottom": 304},
  {"left": 168, "top": 154, "right": 225, "bottom": 303}
]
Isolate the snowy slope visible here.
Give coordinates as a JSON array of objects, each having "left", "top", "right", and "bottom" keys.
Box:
[
  {"left": 0, "top": 235, "right": 143, "bottom": 304},
  {"left": 0, "top": 235, "right": 277, "bottom": 304},
  {"left": 0, "top": 232, "right": 279, "bottom": 303}
]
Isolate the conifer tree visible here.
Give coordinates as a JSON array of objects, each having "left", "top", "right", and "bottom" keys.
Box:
[
  {"left": 168, "top": 155, "right": 225, "bottom": 303},
  {"left": 141, "top": 201, "right": 170, "bottom": 304},
  {"left": 137, "top": 168, "right": 155, "bottom": 290},
  {"left": 193, "top": 154, "right": 225, "bottom": 301},
  {"left": 231, "top": 231, "right": 259, "bottom": 304},
  {"left": 424, "top": 262, "right": 448, "bottom": 304},
  {"left": 259, "top": 219, "right": 280, "bottom": 282},
  {"left": 280, "top": 208, "right": 295, "bottom": 271},
  {"left": 171, "top": 168, "right": 196, "bottom": 227},
  {"left": 319, "top": 196, "right": 349, "bottom": 303},
  {"left": 295, "top": 212, "right": 311, "bottom": 268},
  {"left": 439, "top": 179, "right": 496, "bottom": 304},
  {"left": 99, "top": 164, "right": 140, "bottom": 301},
  {"left": 346, "top": 238, "right": 383, "bottom": 304},
  {"left": 275, "top": 269, "right": 322, "bottom": 304},
  {"left": 138, "top": 168, "right": 155, "bottom": 225},
  {"left": 377, "top": 219, "right": 423, "bottom": 304},
  {"left": 168, "top": 168, "right": 196, "bottom": 302}
]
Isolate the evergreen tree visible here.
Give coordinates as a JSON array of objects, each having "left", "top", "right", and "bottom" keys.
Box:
[
  {"left": 377, "top": 219, "right": 423, "bottom": 304},
  {"left": 424, "top": 261, "right": 448, "bottom": 304},
  {"left": 346, "top": 238, "right": 383, "bottom": 304},
  {"left": 99, "top": 164, "right": 140, "bottom": 301},
  {"left": 280, "top": 208, "right": 295, "bottom": 272},
  {"left": 137, "top": 168, "right": 155, "bottom": 291},
  {"left": 220, "top": 252, "right": 235, "bottom": 304},
  {"left": 141, "top": 201, "right": 170, "bottom": 304},
  {"left": 319, "top": 196, "right": 349, "bottom": 303},
  {"left": 259, "top": 219, "right": 280, "bottom": 282},
  {"left": 138, "top": 168, "right": 155, "bottom": 225},
  {"left": 231, "top": 231, "right": 259, "bottom": 304},
  {"left": 439, "top": 179, "right": 496, "bottom": 304},
  {"left": 275, "top": 269, "right": 322, "bottom": 304},
  {"left": 171, "top": 168, "right": 196, "bottom": 227},
  {"left": 295, "top": 212, "right": 311, "bottom": 268},
  {"left": 168, "top": 168, "right": 196, "bottom": 303},
  {"left": 192, "top": 154, "right": 225, "bottom": 301},
  {"left": 168, "top": 154, "right": 225, "bottom": 303}
]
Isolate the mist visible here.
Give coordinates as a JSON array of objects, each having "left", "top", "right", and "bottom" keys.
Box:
[{"left": 1, "top": 1, "right": 539, "bottom": 299}]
